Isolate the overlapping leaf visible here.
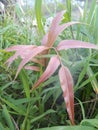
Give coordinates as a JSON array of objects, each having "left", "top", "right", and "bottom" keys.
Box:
[
  {"left": 6, "top": 45, "right": 48, "bottom": 78},
  {"left": 59, "top": 66, "right": 74, "bottom": 125},
  {"left": 32, "top": 55, "right": 60, "bottom": 90},
  {"left": 15, "top": 46, "right": 48, "bottom": 78},
  {"left": 6, "top": 45, "right": 36, "bottom": 67},
  {"left": 57, "top": 40, "right": 98, "bottom": 50},
  {"left": 42, "top": 11, "right": 79, "bottom": 47}
]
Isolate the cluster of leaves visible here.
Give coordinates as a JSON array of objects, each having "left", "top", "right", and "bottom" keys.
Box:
[
  {"left": 1, "top": 0, "right": 98, "bottom": 129},
  {"left": 5, "top": 11, "right": 98, "bottom": 125}
]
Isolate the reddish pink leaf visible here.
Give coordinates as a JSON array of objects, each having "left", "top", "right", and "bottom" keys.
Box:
[
  {"left": 15, "top": 46, "right": 48, "bottom": 78},
  {"left": 6, "top": 45, "right": 36, "bottom": 52},
  {"left": 59, "top": 66, "right": 75, "bottom": 125},
  {"left": 6, "top": 45, "right": 36, "bottom": 67},
  {"left": 24, "top": 66, "right": 40, "bottom": 71},
  {"left": 42, "top": 33, "right": 48, "bottom": 45},
  {"left": 57, "top": 40, "right": 98, "bottom": 50},
  {"left": 42, "top": 11, "right": 79, "bottom": 47},
  {"left": 6, "top": 52, "right": 20, "bottom": 67},
  {"left": 31, "top": 55, "right": 60, "bottom": 90}
]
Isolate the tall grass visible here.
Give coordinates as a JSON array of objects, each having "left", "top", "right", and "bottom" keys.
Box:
[{"left": 0, "top": 0, "right": 98, "bottom": 129}]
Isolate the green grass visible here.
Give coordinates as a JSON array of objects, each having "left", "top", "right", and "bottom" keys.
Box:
[{"left": 0, "top": 0, "right": 98, "bottom": 129}]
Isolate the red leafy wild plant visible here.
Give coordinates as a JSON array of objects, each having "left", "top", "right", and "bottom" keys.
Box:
[{"left": 5, "top": 11, "right": 98, "bottom": 125}]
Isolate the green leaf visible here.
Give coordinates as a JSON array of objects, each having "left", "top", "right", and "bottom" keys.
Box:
[
  {"left": 30, "top": 109, "right": 55, "bottom": 123},
  {"left": 0, "top": 97, "right": 26, "bottom": 115},
  {"left": 75, "top": 58, "right": 90, "bottom": 88},
  {"left": 36, "top": 126, "right": 97, "bottom": 130},
  {"left": 87, "top": 67, "right": 98, "bottom": 94},
  {"left": 82, "top": 0, "right": 88, "bottom": 21},
  {"left": 1, "top": 81, "right": 14, "bottom": 91},
  {"left": 81, "top": 119, "right": 98, "bottom": 128},
  {"left": 75, "top": 98, "right": 85, "bottom": 120},
  {"left": 94, "top": 5, "right": 98, "bottom": 44},
  {"left": 35, "top": 0, "right": 45, "bottom": 35},
  {"left": 19, "top": 69, "right": 30, "bottom": 98},
  {"left": 0, "top": 122, "right": 6, "bottom": 130},
  {"left": 12, "top": 97, "right": 40, "bottom": 105},
  {"left": 66, "top": 0, "right": 71, "bottom": 20},
  {"left": 75, "top": 72, "right": 98, "bottom": 92},
  {"left": 2, "top": 105, "right": 15, "bottom": 130}
]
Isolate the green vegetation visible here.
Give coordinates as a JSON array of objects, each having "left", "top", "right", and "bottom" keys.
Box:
[{"left": 0, "top": 0, "right": 98, "bottom": 130}]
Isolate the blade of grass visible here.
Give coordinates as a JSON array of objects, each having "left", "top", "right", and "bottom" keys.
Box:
[
  {"left": 94, "top": 5, "right": 98, "bottom": 44},
  {"left": 30, "top": 109, "right": 55, "bottom": 123},
  {"left": 66, "top": 0, "right": 71, "bottom": 20},
  {"left": 87, "top": 0, "right": 96, "bottom": 24},
  {"left": 0, "top": 97, "right": 26, "bottom": 115},
  {"left": 87, "top": 67, "right": 98, "bottom": 94},
  {"left": 0, "top": 122, "right": 6, "bottom": 130},
  {"left": 82, "top": 0, "right": 88, "bottom": 21},
  {"left": 19, "top": 69, "right": 30, "bottom": 98},
  {"left": 74, "top": 72, "right": 98, "bottom": 92},
  {"left": 13, "top": 97, "right": 40, "bottom": 105},
  {"left": 75, "top": 98, "right": 85, "bottom": 120},
  {"left": 21, "top": 104, "right": 30, "bottom": 130},
  {"left": 2, "top": 105, "right": 15, "bottom": 130},
  {"left": 1, "top": 81, "right": 14, "bottom": 91},
  {"left": 75, "top": 58, "right": 90, "bottom": 89},
  {"left": 35, "top": 0, "right": 45, "bottom": 35},
  {"left": 81, "top": 119, "right": 98, "bottom": 128}
]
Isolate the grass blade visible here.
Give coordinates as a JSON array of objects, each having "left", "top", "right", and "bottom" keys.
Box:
[
  {"left": 94, "top": 5, "right": 98, "bottom": 44},
  {"left": 75, "top": 59, "right": 90, "bottom": 88},
  {"left": 75, "top": 98, "right": 85, "bottom": 120},
  {"left": 31, "top": 109, "right": 55, "bottom": 123},
  {"left": 35, "top": 0, "right": 45, "bottom": 35},
  {"left": 2, "top": 105, "right": 15, "bottom": 130},
  {"left": 87, "top": 67, "right": 98, "bottom": 94},
  {"left": 87, "top": 0, "right": 96, "bottom": 24},
  {"left": 19, "top": 69, "right": 30, "bottom": 98},
  {"left": 0, "top": 97, "right": 26, "bottom": 115}
]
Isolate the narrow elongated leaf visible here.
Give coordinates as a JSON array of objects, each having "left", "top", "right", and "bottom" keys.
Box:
[
  {"left": 0, "top": 123, "right": 5, "bottom": 130},
  {"left": 19, "top": 69, "right": 30, "bottom": 98},
  {"left": 42, "top": 33, "right": 48, "bottom": 45},
  {"left": 81, "top": 118, "right": 98, "bottom": 128},
  {"left": 15, "top": 46, "right": 48, "bottom": 78},
  {"left": 35, "top": 0, "right": 45, "bottom": 34},
  {"left": 75, "top": 59, "right": 90, "bottom": 88},
  {"left": 31, "top": 55, "right": 60, "bottom": 90},
  {"left": 42, "top": 11, "right": 79, "bottom": 47},
  {"left": 6, "top": 45, "right": 36, "bottom": 67},
  {"left": 59, "top": 66, "right": 74, "bottom": 125},
  {"left": 2, "top": 105, "right": 15, "bottom": 130},
  {"left": 87, "top": 0, "right": 96, "bottom": 24},
  {"left": 6, "top": 45, "right": 36, "bottom": 52},
  {"left": 41, "top": 12, "right": 79, "bottom": 65},
  {"left": 31, "top": 109, "right": 55, "bottom": 123},
  {"left": 0, "top": 97, "right": 26, "bottom": 115},
  {"left": 87, "top": 67, "right": 98, "bottom": 94},
  {"left": 57, "top": 40, "right": 98, "bottom": 50},
  {"left": 47, "top": 22, "right": 79, "bottom": 47}
]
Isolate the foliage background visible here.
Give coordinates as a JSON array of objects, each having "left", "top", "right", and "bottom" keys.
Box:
[{"left": 0, "top": 0, "right": 98, "bottom": 130}]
